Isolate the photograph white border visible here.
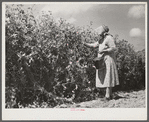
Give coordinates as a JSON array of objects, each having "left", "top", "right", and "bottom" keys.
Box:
[{"left": 2, "top": 2, "right": 148, "bottom": 120}]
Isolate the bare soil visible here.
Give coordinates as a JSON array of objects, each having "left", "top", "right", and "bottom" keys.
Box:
[{"left": 56, "top": 90, "right": 146, "bottom": 108}]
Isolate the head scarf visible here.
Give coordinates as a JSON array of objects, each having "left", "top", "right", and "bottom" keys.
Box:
[{"left": 102, "top": 25, "right": 109, "bottom": 33}]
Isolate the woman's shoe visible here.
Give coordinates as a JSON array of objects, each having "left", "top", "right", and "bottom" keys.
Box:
[
  {"left": 100, "top": 97, "right": 111, "bottom": 102},
  {"left": 105, "top": 97, "right": 111, "bottom": 101}
]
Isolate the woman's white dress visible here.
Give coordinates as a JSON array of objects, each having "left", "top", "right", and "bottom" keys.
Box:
[{"left": 93, "top": 35, "right": 119, "bottom": 88}]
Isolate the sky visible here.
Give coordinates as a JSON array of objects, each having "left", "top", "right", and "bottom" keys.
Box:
[{"left": 22, "top": 3, "right": 146, "bottom": 51}]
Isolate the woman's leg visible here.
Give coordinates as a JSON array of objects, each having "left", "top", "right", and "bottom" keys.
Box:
[{"left": 105, "top": 87, "right": 112, "bottom": 98}]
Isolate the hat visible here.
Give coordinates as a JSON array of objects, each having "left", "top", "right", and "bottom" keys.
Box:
[{"left": 102, "top": 25, "right": 109, "bottom": 33}]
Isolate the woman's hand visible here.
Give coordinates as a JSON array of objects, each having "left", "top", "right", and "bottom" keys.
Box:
[{"left": 81, "top": 35, "right": 86, "bottom": 45}]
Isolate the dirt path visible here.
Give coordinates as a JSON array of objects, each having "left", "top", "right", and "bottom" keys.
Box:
[{"left": 56, "top": 90, "right": 146, "bottom": 108}]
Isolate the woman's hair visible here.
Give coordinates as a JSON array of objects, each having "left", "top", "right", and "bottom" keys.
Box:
[
  {"left": 98, "top": 34, "right": 104, "bottom": 44},
  {"left": 98, "top": 25, "right": 110, "bottom": 44}
]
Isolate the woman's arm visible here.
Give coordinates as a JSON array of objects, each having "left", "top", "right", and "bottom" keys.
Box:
[
  {"left": 81, "top": 36, "right": 99, "bottom": 48},
  {"left": 84, "top": 41, "right": 99, "bottom": 48}
]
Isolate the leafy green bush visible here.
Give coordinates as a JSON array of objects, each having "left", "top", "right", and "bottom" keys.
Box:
[
  {"left": 114, "top": 39, "right": 145, "bottom": 91},
  {"left": 5, "top": 4, "right": 145, "bottom": 108}
]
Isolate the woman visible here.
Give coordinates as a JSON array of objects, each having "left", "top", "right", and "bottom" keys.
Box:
[{"left": 83, "top": 25, "right": 119, "bottom": 101}]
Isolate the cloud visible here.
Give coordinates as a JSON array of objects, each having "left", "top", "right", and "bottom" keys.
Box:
[
  {"left": 41, "top": 4, "right": 93, "bottom": 16},
  {"left": 129, "top": 28, "right": 142, "bottom": 37},
  {"left": 67, "top": 17, "right": 76, "bottom": 23},
  {"left": 128, "top": 5, "right": 145, "bottom": 19}
]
